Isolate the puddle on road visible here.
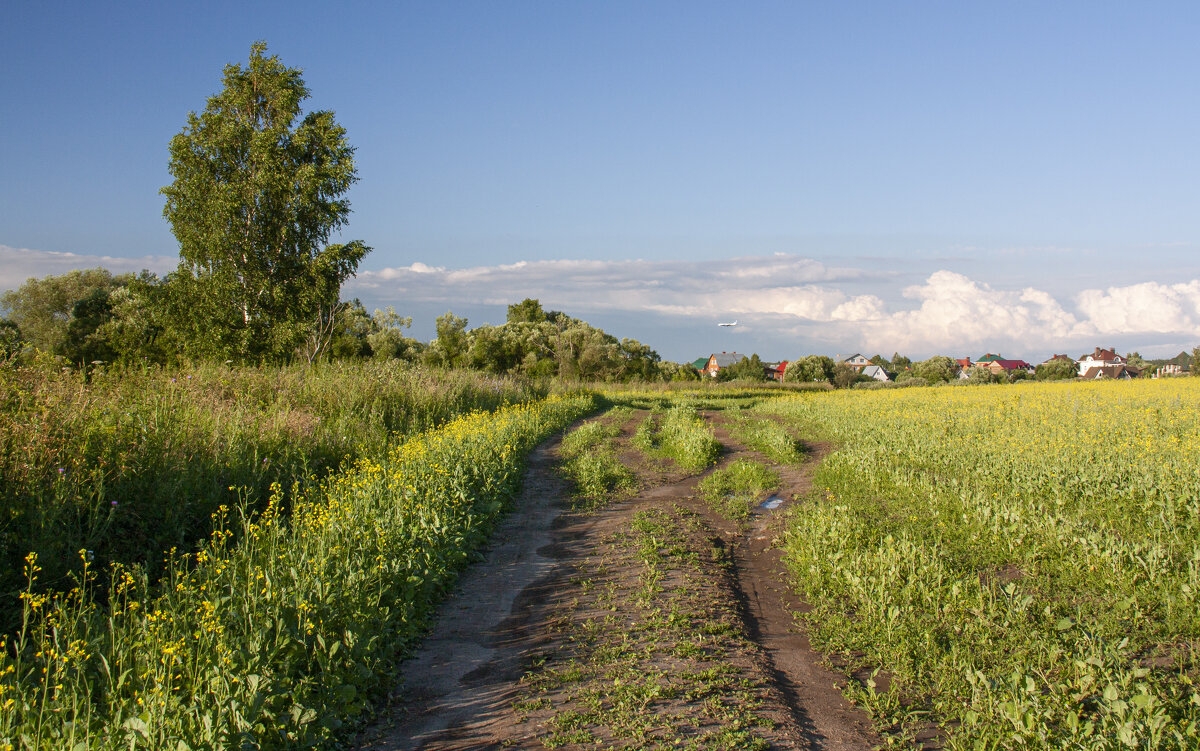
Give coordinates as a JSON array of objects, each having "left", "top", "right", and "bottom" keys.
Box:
[{"left": 759, "top": 496, "right": 784, "bottom": 510}]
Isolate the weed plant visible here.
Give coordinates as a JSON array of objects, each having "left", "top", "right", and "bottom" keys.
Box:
[
  {"left": 0, "top": 359, "right": 539, "bottom": 629},
  {"left": 0, "top": 392, "right": 596, "bottom": 749},
  {"left": 761, "top": 380, "right": 1200, "bottom": 748}
]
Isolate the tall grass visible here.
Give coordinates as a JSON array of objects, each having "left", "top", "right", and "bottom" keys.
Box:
[
  {"left": 0, "top": 392, "right": 597, "bottom": 750},
  {"left": 0, "top": 360, "right": 541, "bottom": 629},
  {"left": 725, "top": 414, "right": 806, "bottom": 464}
]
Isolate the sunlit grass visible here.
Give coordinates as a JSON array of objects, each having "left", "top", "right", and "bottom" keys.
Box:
[
  {"left": 697, "top": 460, "right": 780, "bottom": 522},
  {"left": 0, "top": 360, "right": 540, "bottom": 631}
]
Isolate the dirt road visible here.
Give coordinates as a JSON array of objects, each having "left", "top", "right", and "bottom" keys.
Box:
[{"left": 356, "top": 408, "right": 882, "bottom": 750}]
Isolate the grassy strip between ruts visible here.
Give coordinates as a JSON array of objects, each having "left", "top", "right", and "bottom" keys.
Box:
[
  {"left": 630, "top": 404, "right": 721, "bottom": 472},
  {"left": 697, "top": 460, "right": 780, "bottom": 523},
  {"left": 558, "top": 410, "right": 638, "bottom": 510},
  {"left": 513, "top": 504, "right": 778, "bottom": 749},
  {"left": 1, "top": 392, "right": 598, "bottom": 750},
  {"left": 723, "top": 414, "right": 807, "bottom": 465}
]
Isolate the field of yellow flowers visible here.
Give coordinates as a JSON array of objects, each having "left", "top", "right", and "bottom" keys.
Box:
[
  {"left": 760, "top": 380, "right": 1200, "bottom": 749},
  {"left": 0, "top": 391, "right": 596, "bottom": 750}
]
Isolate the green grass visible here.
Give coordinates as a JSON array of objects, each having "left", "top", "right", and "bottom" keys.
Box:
[
  {"left": 559, "top": 412, "right": 637, "bottom": 509},
  {"left": 697, "top": 460, "right": 780, "bottom": 522},
  {"left": 631, "top": 405, "right": 721, "bottom": 471},
  {"left": 1, "top": 393, "right": 597, "bottom": 750},
  {"left": 725, "top": 414, "right": 806, "bottom": 464},
  {"left": 761, "top": 381, "right": 1200, "bottom": 748}
]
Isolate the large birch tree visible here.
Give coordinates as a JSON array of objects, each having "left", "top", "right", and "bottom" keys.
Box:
[{"left": 161, "top": 42, "right": 368, "bottom": 362}]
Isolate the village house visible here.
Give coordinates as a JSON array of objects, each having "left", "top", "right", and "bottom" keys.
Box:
[
  {"left": 766, "top": 361, "right": 788, "bottom": 382},
  {"left": 1076, "top": 347, "right": 1126, "bottom": 375},
  {"left": 834, "top": 354, "right": 871, "bottom": 370},
  {"left": 985, "top": 358, "right": 1034, "bottom": 377},
  {"left": 702, "top": 352, "right": 744, "bottom": 378},
  {"left": 861, "top": 364, "right": 891, "bottom": 382},
  {"left": 971, "top": 353, "right": 1034, "bottom": 377},
  {"left": 1079, "top": 364, "right": 1138, "bottom": 380}
]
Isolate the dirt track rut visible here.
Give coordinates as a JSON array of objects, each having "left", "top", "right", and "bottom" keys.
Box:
[{"left": 356, "top": 409, "right": 881, "bottom": 750}]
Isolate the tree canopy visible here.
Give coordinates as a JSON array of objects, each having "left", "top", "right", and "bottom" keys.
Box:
[
  {"left": 912, "top": 356, "right": 958, "bottom": 383},
  {"left": 161, "top": 42, "right": 369, "bottom": 363},
  {"left": 784, "top": 355, "right": 835, "bottom": 383}
]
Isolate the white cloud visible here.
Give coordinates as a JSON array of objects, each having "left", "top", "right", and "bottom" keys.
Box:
[
  {"left": 1076, "top": 281, "right": 1200, "bottom": 335},
  {"left": 347, "top": 254, "right": 879, "bottom": 317},
  {"left": 0, "top": 244, "right": 176, "bottom": 292},
  {"left": 844, "top": 271, "right": 1090, "bottom": 354},
  {"left": 347, "top": 256, "right": 1200, "bottom": 356}
]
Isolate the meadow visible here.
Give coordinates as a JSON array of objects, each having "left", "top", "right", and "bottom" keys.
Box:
[
  {"left": 4, "top": 366, "right": 1199, "bottom": 749},
  {"left": 759, "top": 379, "right": 1200, "bottom": 748}
]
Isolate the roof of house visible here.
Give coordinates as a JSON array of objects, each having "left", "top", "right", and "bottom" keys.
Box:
[
  {"left": 955, "top": 358, "right": 973, "bottom": 369},
  {"left": 1079, "top": 364, "right": 1137, "bottom": 379},
  {"left": 975, "top": 353, "right": 1004, "bottom": 363},
  {"left": 1047, "top": 353, "right": 1074, "bottom": 362},
  {"left": 709, "top": 352, "right": 744, "bottom": 368},
  {"left": 1080, "top": 347, "right": 1123, "bottom": 362},
  {"left": 862, "top": 365, "right": 890, "bottom": 380},
  {"left": 691, "top": 358, "right": 709, "bottom": 370},
  {"left": 834, "top": 353, "right": 868, "bottom": 363},
  {"left": 993, "top": 359, "right": 1032, "bottom": 370}
]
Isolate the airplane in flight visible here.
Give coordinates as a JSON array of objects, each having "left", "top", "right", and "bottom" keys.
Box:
[{"left": 718, "top": 320, "right": 738, "bottom": 327}]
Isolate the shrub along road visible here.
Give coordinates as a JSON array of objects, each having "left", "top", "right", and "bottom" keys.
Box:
[{"left": 356, "top": 406, "right": 881, "bottom": 750}]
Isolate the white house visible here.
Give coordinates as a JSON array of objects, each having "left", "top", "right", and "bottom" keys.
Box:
[
  {"left": 834, "top": 353, "right": 871, "bottom": 370},
  {"left": 1077, "top": 347, "right": 1125, "bottom": 375}
]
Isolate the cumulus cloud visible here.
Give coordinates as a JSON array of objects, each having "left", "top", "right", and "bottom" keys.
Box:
[
  {"left": 1076, "top": 281, "right": 1200, "bottom": 335},
  {"left": 843, "top": 271, "right": 1091, "bottom": 354},
  {"left": 0, "top": 244, "right": 176, "bottom": 292}
]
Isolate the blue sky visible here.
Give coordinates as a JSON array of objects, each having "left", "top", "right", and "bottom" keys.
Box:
[{"left": 3, "top": 2, "right": 1200, "bottom": 362}]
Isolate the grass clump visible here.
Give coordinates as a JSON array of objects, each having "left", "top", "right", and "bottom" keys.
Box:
[
  {"left": 728, "top": 415, "right": 806, "bottom": 464},
  {"left": 698, "top": 460, "right": 780, "bottom": 522},
  {"left": 632, "top": 405, "right": 721, "bottom": 471},
  {"left": 559, "top": 413, "right": 637, "bottom": 509}
]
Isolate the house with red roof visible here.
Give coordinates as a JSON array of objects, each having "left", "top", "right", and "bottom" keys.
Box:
[{"left": 972, "top": 354, "right": 1034, "bottom": 377}]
